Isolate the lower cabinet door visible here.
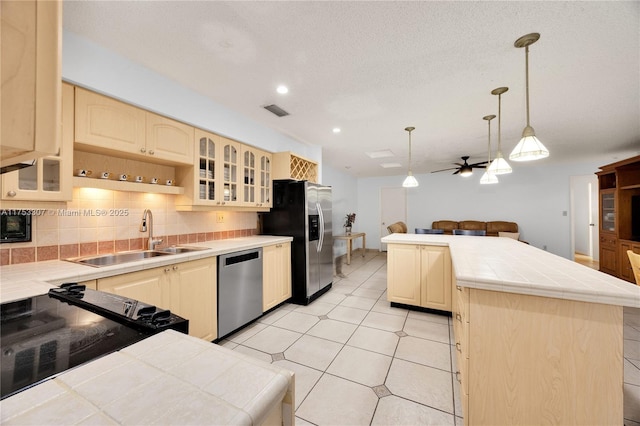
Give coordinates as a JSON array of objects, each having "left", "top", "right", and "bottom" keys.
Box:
[
  {"left": 97, "top": 267, "right": 168, "bottom": 309},
  {"left": 170, "top": 258, "right": 217, "bottom": 341}
]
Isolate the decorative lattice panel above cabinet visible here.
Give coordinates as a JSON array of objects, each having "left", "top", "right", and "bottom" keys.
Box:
[{"left": 272, "top": 152, "right": 318, "bottom": 182}]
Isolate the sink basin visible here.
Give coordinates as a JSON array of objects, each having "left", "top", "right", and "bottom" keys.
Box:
[
  {"left": 157, "top": 246, "right": 208, "bottom": 254},
  {"left": 66, "top": 250, "right": 174, "bottom": 267}
]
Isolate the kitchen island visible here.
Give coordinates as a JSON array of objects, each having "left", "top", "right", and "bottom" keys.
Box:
[{"left": 382, "top": 233, "right": 639, "bottom": 425}]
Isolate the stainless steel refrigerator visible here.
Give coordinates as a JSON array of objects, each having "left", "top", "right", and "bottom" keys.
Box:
[{"left": 260, "top": 180, "right": 333, "bottom": 305}]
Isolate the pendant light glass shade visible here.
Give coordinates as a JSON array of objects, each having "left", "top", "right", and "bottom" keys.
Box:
[
  {"left": 489, "top": 87, "right": 512, "bottom": 175},
  {"left": 510, "top": 33, "right": 549, "bottom": 162},
  {"left": 487, "top": 152, "right": 512, "bottom": 175},
  {"left": 480, "top": 171, "right": 499, "bottom": 184},
  {"left": 480, "top": 114, "right": 498, "bottom": 184},
  {"left": 402, "top": 127, "right": 419, "bottom": 187},
  {"left": 402, "top": 172, "right": 419, "bottom": 187}
]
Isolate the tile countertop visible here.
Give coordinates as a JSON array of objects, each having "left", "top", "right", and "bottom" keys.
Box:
[
  {"left": 381, "top": 233, "right": 640, "bottom": 308},
  {"left": 0, "top": 236, "right": 292, "bottom": 304},
  {"left": 0, "top": 330, "right": 294, "bottom": 425}
]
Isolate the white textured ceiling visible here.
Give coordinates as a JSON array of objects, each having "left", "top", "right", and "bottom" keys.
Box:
[{"left": 63, "top": 1, "right": 640, "bottom": 177}]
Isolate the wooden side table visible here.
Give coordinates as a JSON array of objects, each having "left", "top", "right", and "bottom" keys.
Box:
[{"left": 334, "top": 232, "right": 366, "bottom": 265}]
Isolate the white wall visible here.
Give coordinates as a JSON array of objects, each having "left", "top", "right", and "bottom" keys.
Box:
[
  {"left": 357, "top": 160, "right": 604, "bottom": 259},
  {"left": 322, "top": 164, "right": 359, "bottom": 256},
  {"left": 62, "top": 30, "right": 322, "bottom": 176}
]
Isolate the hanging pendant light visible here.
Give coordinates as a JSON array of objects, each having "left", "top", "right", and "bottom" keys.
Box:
[
  {"left": 510, "top": 33, "right": 549, "bottom": 161},
  {"left": 487, "top": 87, "right": 512, "bottom": 175},
  {"left": 480, "top": 114, "right": 498, "bottom": 184},
  {"left": 402, "top": 126, "right": 419, "bottom": 187}
]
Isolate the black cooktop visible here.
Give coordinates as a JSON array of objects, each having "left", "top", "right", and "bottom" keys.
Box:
[{"left": 1, "top": 285, "right": 188, "bottom": 400}]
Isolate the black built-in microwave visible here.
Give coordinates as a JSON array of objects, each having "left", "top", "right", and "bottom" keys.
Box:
[{"left": 1, "top": 211, "right": 32, "bottom": 243}]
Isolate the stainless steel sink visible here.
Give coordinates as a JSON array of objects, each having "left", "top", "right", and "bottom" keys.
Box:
[
  {"left": 157, "top": 246, "right": 208, "bottom": 254},
  {"left": 66, "top": 250, "right": 174, "bottom": 267}
]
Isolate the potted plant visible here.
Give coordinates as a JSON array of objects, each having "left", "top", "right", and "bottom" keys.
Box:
[{"left": 344, "top": 213, "right": 356, "bottom": 235}]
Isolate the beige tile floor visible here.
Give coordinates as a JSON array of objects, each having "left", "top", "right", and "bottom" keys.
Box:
[{"left": 221, "top": 251, "right": 640, "bottom": 426}]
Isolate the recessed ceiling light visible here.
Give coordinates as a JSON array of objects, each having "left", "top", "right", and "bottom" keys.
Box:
[
  {"left": 276, "top": 85, "right": 288, "bottom": 94},
  {"left": 380, "top": 162, "right": 402, "bottom": 168},
  {"left": 366, "top": 150, "right": 395, "bottom": 159},
  {"left": 333, "top": 128, "right": 341, "bottom": 133}
]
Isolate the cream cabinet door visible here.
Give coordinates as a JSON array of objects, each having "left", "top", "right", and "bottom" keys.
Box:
[
  {"left": 386, "top": 244, "right": 421, "bottom": 305},
  {"left": 75, "top": 87, "right": 146, "bottom": 155},
  {"left": 145, "top": 112, "right": 194, "bottom": 165},
  {"left": 218, "top": 137, "right": 242, "bottom": 206},
  {"left": 97, "top": 266, "right": 169, "bottom": 309},
  {"left": 189, "top": 129, "right": 220, "bottom": 206},
  {"left": 257, "top": 150, "right": 272, "bottom": 208},
  {"left": 1, "top": 0, "right": 61, "bottom": 166},
  {"left": 2, "top": 82, "right": 73, "bottom": 202},
  {"left": 419, "top": 246, "right": 452, "bottom": 311},
  {"left": 263, "top": 242, "right": 292, "bottom": 311},
  {"left": 169, "top": 258, "right": 217, "bottom": 341}
]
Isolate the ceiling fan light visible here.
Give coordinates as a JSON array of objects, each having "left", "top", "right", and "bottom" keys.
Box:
[
  {"left": 402, "top": 172, "right": 419, "bottom": 188},
  {"left": 480, "top": 171, "right": 499, "bottom": 184},
  {"left": 510, "top": 126, "right": 549, "bottom": 161},
  {"left": 460, "top": 167, "right": 473, "bottom": 177},
  {"left": 487, "top": 152, "right": 512, "bottom": 175}
]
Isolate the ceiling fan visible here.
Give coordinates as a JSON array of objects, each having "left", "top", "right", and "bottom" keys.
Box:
[{"left": 431, "top": 156, "right": 488, "bottom": 177}]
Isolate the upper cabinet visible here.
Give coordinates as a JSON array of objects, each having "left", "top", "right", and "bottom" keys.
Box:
[
  {"left": 241, "top": 145, "right": 272, "bottom": 208},
  {"left": 74, "top": 88, "right": 193, "bottom": 165},
  {"left": 75, "top": 87, "right": 146, "bottom": 154},
  {"left": 1, "top": 0, "right": 61, "bottom": 167},
  {"left": 175, "top": 131, "right": 272, "bottom": 211},
  {"left": 145, "top": 112, "right": 194, "bottom": 164},
  {"left": 2, "top": 82, "right": 73, "bottom": 203},
  {"left": 273, "top": 151, "right": 318, "bottom": 182}
]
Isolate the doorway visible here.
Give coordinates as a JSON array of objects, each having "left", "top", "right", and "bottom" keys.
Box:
[
  {"left": 570, "top": 174, "right": 599, "bottom": 264},
  {"left": 380, "top": 187, "right": 407, "bottom": 251}
]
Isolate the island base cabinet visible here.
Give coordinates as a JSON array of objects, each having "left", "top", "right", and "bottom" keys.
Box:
[
  {"left": 464, "top": 288, "right": 623, "bottom": 425},
  {"left": 97, "top": 258, "right": 217, "bottom": 341},
  {"left": 386, "top": 244, "right": 452, "bottom": 312}
]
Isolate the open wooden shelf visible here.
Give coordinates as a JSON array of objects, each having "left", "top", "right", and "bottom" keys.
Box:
[{"left": 73, "top": 177, "right": 184, "bottom": 194}]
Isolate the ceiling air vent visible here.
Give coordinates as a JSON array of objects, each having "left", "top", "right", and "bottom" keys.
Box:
[{"left": 263, "top": 104, "right": 290, "bottom": 117}]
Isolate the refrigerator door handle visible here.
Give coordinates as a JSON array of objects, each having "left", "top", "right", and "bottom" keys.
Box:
[{"left": 317, "top": 202, "right": 324, "bottom": 253}]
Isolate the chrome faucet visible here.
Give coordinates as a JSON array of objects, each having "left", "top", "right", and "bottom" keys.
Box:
[{"left": 140, "top": 209, "right": 163, "bottom": 250}]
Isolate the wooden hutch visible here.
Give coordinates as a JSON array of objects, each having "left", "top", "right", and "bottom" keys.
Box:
[{"left": 596, "top": 155, "right": 640, "bottom": 283}]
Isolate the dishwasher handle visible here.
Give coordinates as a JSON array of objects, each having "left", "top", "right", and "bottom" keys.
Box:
[{"left": 222, "top": 250, "right": 260, "bottom": 267}]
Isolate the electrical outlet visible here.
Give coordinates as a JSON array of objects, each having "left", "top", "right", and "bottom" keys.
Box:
[{"left": 216, "top": 213, "right": 224, "bottom": 223}]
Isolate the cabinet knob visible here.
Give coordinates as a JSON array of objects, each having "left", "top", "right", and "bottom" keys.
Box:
[
  {"left": 455, "top": 371, "right": 461, "bottom": 383},
  {"left": 455, "top": 313, "right": 462, "bottom": 322},
  {"left": 7, "top": 190, "right": 16, "bottom": 197},
  {"left": 164, "top": 268, "right": 170, "bottom": 272},
  {"left": 456, "top": 285, "right": 462, "bottom": 291},
  {"left": 149, "top": 150, "right": 154, "bottom": 155},
  {"left": 140, "top": 147, "right": 146, "bottom": 153},
  {"left": 456, "top": 342, "right": 461, "bottom": 352},
  {"left": 173, "top": 265, "right": 178, "bottom": 271}
]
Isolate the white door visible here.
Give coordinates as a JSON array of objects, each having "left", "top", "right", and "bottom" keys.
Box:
[{"left": 380, "top": 187, "right": 407, "bottom": 251}]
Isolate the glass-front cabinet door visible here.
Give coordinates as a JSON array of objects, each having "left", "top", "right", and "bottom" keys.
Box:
[
  {"left": 601, "top": 190, "right": 615, "bottom": 232},
  {"left": 219, "top": 137, "right": 240, "bottom": 205},
  {"left": 242, "top": 149, "right": 256, "bottom": 206},
  {"left": 197, "top": 132, "right": 217, "bottom": 204},
  {"left": 258, "top": 151, "right": 272, "bottom": 207}
]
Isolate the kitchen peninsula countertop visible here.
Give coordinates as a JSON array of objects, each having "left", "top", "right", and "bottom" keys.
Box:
[
  {"left": 0, "top": 330, "right": 294, "bottom": 425},
  {"left": 381, "top": 233, "right": 639, "bottom": 307},
  {"left": 0, "top": 236, "right": 295, "bottom": 425},
  {"left": 0, "top": 236, "right": 292, "bottom": 303}
]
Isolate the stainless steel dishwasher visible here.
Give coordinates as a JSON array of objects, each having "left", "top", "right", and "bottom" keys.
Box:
[{"left": 217, "top": 248, "right": 263, "bottom": 338}]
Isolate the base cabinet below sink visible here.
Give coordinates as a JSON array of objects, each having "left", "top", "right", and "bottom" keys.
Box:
[{"left": 97, "top": 257, "right": 217, "bottom": 341}]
